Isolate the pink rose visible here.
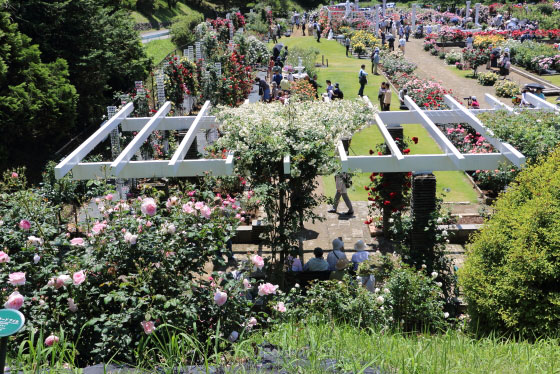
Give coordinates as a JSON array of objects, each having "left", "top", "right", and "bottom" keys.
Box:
[
  {"left": 141, "top": 321, "right": 156, "bottom": 334},
  {"left": 19, "top": 220, "right": 31, "bottom": 230},
  {"left": 44, "top": 335, "right": 59, "bottom": 346},
  {"left": 200, "top": 205, "right": 212, "bottom": 219},
  {"left": 247, "top": 317, "right": 257, "bottom": 328},
  {"left": 27, "top": 236, "right": 43, "bottom": 246},
  {"left": 194, "top": 201, "right": 205, "bottom": 210},
  {"left": 166, "top": 196, "right": 179, "bottom": 208},
  {"left": 49, "top": 274, "right": 71, "bottom": 289},
  {"left": 92, "top": 222, "right": 106, "bottom": 235},
  {"left": 251, "top": 255, "right": 264, "bottom": 270},
  {"left": 243, "top": 279, "right": 251, "bottom": 290},
  {"left": 258, "top": 283, "right": 278, "bottom": 296},
  {"left": 0, "top": 251, "right": 10, "bottom": 263},
  {"left": 124, "top": 232, "right": 138, "bottom": 245},
  {"left": 8, "top": 272, "right": 26, "bottom": 286},
  {"left": 11, "top": 172, "right": 18, "bottom": 178},
  {"left": 140, "top": 198, "right": 157, "bottom": 216},
  {"left": 273, "top": 302, "right": 286, "bottom": 313},
  {"left": 4, "top": 291, "right": 24, "bottom": 310},
  {"left": 72, "top": 270, "right": 86, "bottom": 286},
  {"left": 70, "top": 237, "right": 85, "bottom": 246},
  {"left": 182, "top": 202, "right": 195, "bottom": 214},
  {"left": 68, "top": 298, "right": 78, "bottom": 312},
  {"left": 145, "top": 221, "right": 153, "bottom": 227},
  {"left": 213, "top": 290, "right": 228, "bottom": 306},
  {"left": 105, "top": 194, "right": 113, "bottom": 201}
]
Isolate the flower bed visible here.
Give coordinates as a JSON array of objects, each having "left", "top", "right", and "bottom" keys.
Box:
[{"left": 494, "top": 80, "right": 520, "bottom": 98}]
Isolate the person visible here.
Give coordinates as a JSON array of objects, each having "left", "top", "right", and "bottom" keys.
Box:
[
  {"left": 383, "top": 83, "right": 392, "bottom": 111},
  {"left": 271, "top": 82, "right": 280, "bottom": 100},
  {"left": 490, "top": 47, "right": 501, "bottom": 68},
  {"left": 499, "top": 51, "right": 511, "bottom": 78},
  {"left": 399, "top": 36, "right": 406, "bottom": 54},
  {"left": 388, "top": 35, "right": 395, "bottom": 51},
  {"left": 302, "top": 21, "right": 306, "bottom": 36},
  {"left": 345, "top": 37, "right": 351, "bottom": 57},
  {"left": 329, "top": 257, "right": 349, "bottom": 280},
  {"left": 303, "top": 247, "right": 330, "bottom": 272},
  {"left": 426, "top": 24, "right": 432, "bottom": 35},
  {"left": 398, "top": 25, "right": 404, "bottom": 38},
  {"left": 380, "top": 30, "right": 386, "bottom": 47},
  {"left": 351, "top": 240, "right": 369, "bottom": 270},
  {"left": 272, "top": 71, "right": 283, "bottom": 87},
  {"left": 255, "top": 77, "right": 270, "bottom": 102},
  {"left": 327, "top": 238, "right": 348, "bottom": 271},
  {"left": 287, "top": 246, "right": 303, "bottom": 272},
  {"left": 358, "top": 64, "right": 368, "bottom": 97},
  {"left": 282, "top": 46, "right": 289, "bottom": 62},
  {"left": 405, "top": 24, "right": 411, "bottom": 41},
  {"left": 520, "top": 88, "right": 531, "bottom": 106},
  {"left": 326, "top": 80, "right": 334, "bottom": 100},
  {"left": 316, "top": 24, "right": 321, "bottom": 42},
  {"left": 280, "top": 75, "right": 291, "bottom": 92},
  {"left": 267, "top": 56, "right": 275, "bottom": 82},
  {"left": 378, "top": 82, "right": 386, "bottom": 109},
  {"left": 270, "top": 25, "right": 277, "bottom": 44},
  {"left": 287, "top": 70, "right": 294, "bottom": 82},
  {"left": 328, "top": 172, "right": 354, "bottom": 215},
  {"left": 332, "top": 83, "right": 344, "bottom": 100},
  {"left": 371, "top": 47, "right": 380, "bottom": 75},
  {"left": 310, "top": 74, "right": 319, "bottom": 98},
  {"left": 535, "top": 87, "right": 545, "bottom": 100},
  {"left": 399, "top": 88, "right": 408, "bottom": 109},
  {"left": 466, "top": 34, "right": 474, "bottom": 49},
  {"left": 470, "top": 96, "right": 480, "bottom": 109}
]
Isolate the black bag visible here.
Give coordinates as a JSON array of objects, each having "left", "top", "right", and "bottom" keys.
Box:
[
  {"left": 359, "top": 73, "right": 367, "bottom": 85},
  {"left": 342, "top": 172, "right": 352, "bottom": 188}
]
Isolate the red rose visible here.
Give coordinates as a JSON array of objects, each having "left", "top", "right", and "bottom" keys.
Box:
[
  {"left": 378, "top": 152, "right": 383, "bottom": 156},
  {"left": 412, "top": 137, "right": 419, "bottom": 144},
  {"left": 364, "top": 186, "right": 370, "bottom": 190},
  {"left": 384, "top": 200, "right": 391, "bottom": 206},
  {"left": 389, "top": 192, "right": 396, "bottom": 198},
  {"left": 403, "top": 148, "right": 411, "bottom": 154},
  {"left": 369, "top": 149, "right": 374, "bottom": 155}
]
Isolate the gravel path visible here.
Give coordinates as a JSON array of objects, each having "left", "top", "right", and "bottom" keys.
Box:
[{"left": 404, "top": 38, "right": 534, "bottom": 109}]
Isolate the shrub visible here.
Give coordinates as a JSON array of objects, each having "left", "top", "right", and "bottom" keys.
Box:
[
  {"left": 438, "top": 51, "right": 446, "bottom": 59},
  {"left": 430, "top": 48, "right": 439, "bottom": 56},
  {"left": 353, "top": 42, "right": 366, "bottom": 56},
  {"left": 477, "top": 72, "right": 499, "bottom": 86},
  {"left": 460, "top": 148, "right": 560, "bottom": 338},
  {"left": 350, "top": 30, "right": 379, "bottom": 48},
  {"left": 455, "top": 62, "right": 464, "bottom": 70},
  {"left": 380, "top": 51, "right": 417, "bottom": 76},
  {"left": 170, "top": 13, "right": 204, "bottom": 48},
  {"left": 445, "top": 51, "right": 462, "bottom": 65},
  {"left": 494, "top": 80, "right": 520, "bottom": 98}
]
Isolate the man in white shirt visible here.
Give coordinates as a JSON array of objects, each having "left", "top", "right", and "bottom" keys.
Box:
[
  {"left": 327, "top": 238, "right": 348, "bottom": 271},
  {"left": 304, "top": 247, "right": 330, "bottom": 271},
  {"left": 351, "top": 240, "right": 369, "bottom": 270},
  {"left": 399, "top": 37, "right": 406, "bottom": 54}
]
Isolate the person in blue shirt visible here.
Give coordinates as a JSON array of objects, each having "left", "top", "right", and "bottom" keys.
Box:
[
  {"left": 304, "top": 247, "right": 329, "bottom": 271},
  {"left": 358, "top": 65, "right": 368, "bottom": 97},
  {"left": 371, "top": 47, "right": 380, "bottom": 74}
]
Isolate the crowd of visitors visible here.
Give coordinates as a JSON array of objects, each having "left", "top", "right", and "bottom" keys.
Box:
[{"left": 287, "top": 238, "right": 371, "bottom": 278}]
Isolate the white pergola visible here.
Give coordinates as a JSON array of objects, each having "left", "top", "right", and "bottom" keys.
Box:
[{"left": 56, "top": 93, "right": 557, "bottom": 180}]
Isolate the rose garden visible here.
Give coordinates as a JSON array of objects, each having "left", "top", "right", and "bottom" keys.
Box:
[{"left": 2, "top": 0, "right": 560, "bottom": 373}]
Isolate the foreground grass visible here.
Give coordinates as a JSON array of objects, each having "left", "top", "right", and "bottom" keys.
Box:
[
  {"left": 144, "top": 38, "right": 176, "bottom": 64},
  {"left": 239, "top": 322, "right": 560, "bottom": 374}
]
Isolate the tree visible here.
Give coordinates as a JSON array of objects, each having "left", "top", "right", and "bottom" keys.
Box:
[
  {"left": 0, "top": 8, "right": 77, "bottom": 178},
  {"left": 9, "top": 0, "right": 151, "bottom": 126}
]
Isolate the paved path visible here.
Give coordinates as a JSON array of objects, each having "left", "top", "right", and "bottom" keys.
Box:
[
  {"left": 141, "top": 29, "right": 170, "bottom": 44},
  {"left": 404, "top": 38, "right": 533, "bottom": 108}
]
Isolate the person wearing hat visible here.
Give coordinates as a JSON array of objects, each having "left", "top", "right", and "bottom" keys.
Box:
[
  {"left": 332, "top": 83, "right": 344, "bottom": 100},
  {"left": 470, "top": 96, "right": 480, "bottom": 109},
  {"left": 327, "top": 238, "right": 348, "bottom": 271},
  {"left": 371, "top": 47, "right": 380, "bottom": 75},
  {"left": 303, "top": 247, "right": 329, "bottom": 271},
  {"left": 351, "top": 240, "right": 369, "bottom": 270}
]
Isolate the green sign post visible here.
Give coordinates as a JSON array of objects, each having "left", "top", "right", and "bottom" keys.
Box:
[{"left": 0, "top": 309, "right": 25, "bottom": 374}]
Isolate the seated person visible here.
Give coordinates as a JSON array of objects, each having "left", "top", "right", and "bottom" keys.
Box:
[
  {"left": 286, "top": 246, "right": 303, "bottom": 272},
  {"left": 470, "top": 96, "right": 480, "bottom": 109},
  {"left": 280, "top": 76, "right": 291, "bottom": 92},
  {"left": 303, "top": 247, "right": 329, "bottom": 272},
  {"left": 399, "top": 88, "right": 408, "bottom": 109},
  {"left": 535, "top": 88, "right": 546, "bottom": 100},
  {"left": 332, "top": 83, "right": 344, "bottom": 100},
  {"left": 326, "top": 80, "right": 334, "bottom": 100},
  {"left": 271, "top": 82, "right": 280, "bottom": 100},
  {"left": 272, "top": 72, "right": 283, "bottom": 86},
  {"left": 351, "top": 240, "right": 369, "bottom": 270},
  {"left": 327, "top": 238, "right": 347, "bottom": 271}
]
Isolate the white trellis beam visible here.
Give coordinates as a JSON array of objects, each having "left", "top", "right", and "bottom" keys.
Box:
[
  {"left": 525, "top": 92, "right": 559, "bottom": 112},
  {"left": 405, "top": 95, "right": 464, "bottom": 168},
  {"left": 169, "top": 100, "right": 211, "bottom": 172},
  {"left": 444, "top": 95, "right": 526, "bottom": 167},
  {"left": 484, "top": 93, "right": 514, "bottom": 112},
  {"left": 283, "top": 155, "right": 290, "bottom": 174},
  {"left": 346, "top": 153, "right": 509, "bottom": 173},
  {"left": 121, "top": 116, "right": 217, "bottom": 132},
  {"left": 55, "top": 102, "right": 134, "bottom": 179},
  {"left": 111, "top": 101, "right": 172, "bottom": 176},
  {"left": 70, "top": 159, "right": 234, "bottom": 180},
  {"left": 374, "top": 114, "right": 404, "bottom": 160}
]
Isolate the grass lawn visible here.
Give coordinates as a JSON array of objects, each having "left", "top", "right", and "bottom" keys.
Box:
[
  {"left": 131, "top": 1, "right": 201, "bottom": 29},
  {"left": 240, "top": 322, "right": 560, "bottom": 374},
  {"left": 144, "top": 38, "right": 176, "bottom": 64},
  {"left": 274, "top": 37, "right": 478, "bottom": 203}
]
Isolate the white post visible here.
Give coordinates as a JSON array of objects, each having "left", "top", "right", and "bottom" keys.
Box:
[
  {"left": 215, "top": 62, "right": 222, "bottom": 77},
  {"left": 187, "top": 46, "right": 194, "bottom": 61},
  {"left": 195, "top": 42, "right": 202, "bottom": 61},
  {"left": 328, "top": 9, "right": 331, "bottom": 21},
  {"left": 156, "top": 74, "right": 165, "bottom": 108},
  {"left": 411, "top": 4, "right": 416, "bottom": 29},
  {"left": 107, "top": 106, "right": 125, "bottom": 197},
  {"left": 475, "top": 3, "right": 481, "bottom": 25},
  {"left": 466, "top": 1, "right": 471, "bottom": 19},
  {"left": 382, "top": 0, "right": 386, "bottom": 17}
]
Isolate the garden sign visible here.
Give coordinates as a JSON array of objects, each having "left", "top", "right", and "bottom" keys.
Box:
[{"left": 0, "top": 309, "right": 25, "bottom": 374}]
